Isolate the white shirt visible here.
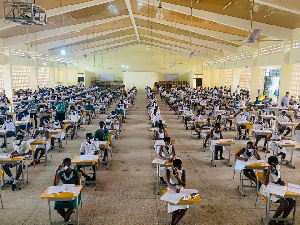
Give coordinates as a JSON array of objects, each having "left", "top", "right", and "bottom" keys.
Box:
[
  {"left": 80, "top": 140, "right": 99, "bottom": 155},
  {"left": 69, "top": 113, "right": 80, "bottom": 121},
  {"left": 13, "top": 141, "right": 31, "bottom": 154},
  {"left": 3, "top": 120, "right": 16, "bottom": 132}
]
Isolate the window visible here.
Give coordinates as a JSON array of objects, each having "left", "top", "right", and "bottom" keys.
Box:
[
  {"left": 239, "top": 68, "right": 251, "bottom": 90},
  {"left": 12, "top": 66, "right": 31, "bottom": 90},
  {"left": 55, "top": 68, "right": 58, "bottom": 85},
  {"left": 38, "top": 67, "right": 50, "bottom": 87},
  {"left": 290, "top": 65, "right": 300, "bottom": 97},
  {"left": 224, "top": 69, "right": 232, "bottom": 87}
]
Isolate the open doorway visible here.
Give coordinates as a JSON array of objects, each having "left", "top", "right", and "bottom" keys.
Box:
[{"left": 263, "top": 68, "right": 281, "bottom": 102}]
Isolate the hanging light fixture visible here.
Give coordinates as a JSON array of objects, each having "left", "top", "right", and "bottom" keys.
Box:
[{"left": 155, "top": 0, "right": 164, "bottom": 20}]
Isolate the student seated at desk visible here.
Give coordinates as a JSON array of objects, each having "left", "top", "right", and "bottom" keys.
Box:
[
  {"left": 32, "top": 124, "right": 50, "bottom": 164},
  {"left": 115, "top": 104, "right": 125, "bottom": 123},
  {"left": 277, "top": 111, "right": 293, "bottom": 137},
  {"left": 197, "top": 118, "right": 212, "bottom": 145},
  {"left": 66, "top": 110, "right": 80, "bottom": 140},
  {"left": 260, "top": 156, "right": 295, "bottom": 225},
  {"left": 158, "top": 137, "right": 176, "bottom": 183},
  {"left": 78, "top": 133, "right": 99, "bottom": 181},
  {"left": 94, "top": 122, "right": 109, "bottom": 162},
  {"left": 18, "top": 110, "right": 32, "bottom": 131},
  {"left": 236, "top": 110, "right": 249, "bottom": 140},
  {"left": 156, "top": 123, "right": 165, "bottom": 140},
  {"left": 235, "top": 141, "right": 260, "bottom": 183},
  {"left": 223, "top": 107, "right": 234, "bottom": 131},
  {"left": 211, "top": 123, "right": 224, "bottom": 160},
  {"left": 1, "top": 115, "right": 16, "bottom": 148},
  {"left": 254, "top": 116, "right": 269, "bottom": 151},
  {"left": 105, "top": 116, "right": 115, "bottom": 131},
  {"left": 53, "top": 158, "right": 81, "bottom": 223},
  {"left": 165, "top": 158, "right": 188, "bottom": 225},
  {"left": 269, "top": 130, "right": 286, "bottom": 160},
  {"left": 50, "top": 117, "right": 65, "bottom": 150},
  {"left": 3, "top": 134, "right": 31, "bottom": 191},
  {"left": 254, "top": 97, "right": 261, "bottom": 105}
]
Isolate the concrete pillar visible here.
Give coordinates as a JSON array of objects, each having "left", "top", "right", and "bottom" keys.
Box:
[
  {"left": 210, "top": 69, "right": 215, "bottom": 88},
  {"left": 250, "top": 66, "right": 261, "bottom": 101},
  {"left": 49, "top": 67, "right": 55, "bottom": 88},
  {"left": 232, "top": 68, "right": 240, "bottom": 93},
  {"left": 219, "top": 69, "right": 225, "bottom": 87},
  {"left": 2, "top": 58, "right": 13, "bottom": 99},
  {"left": 279, "top": 63, "right": 293, "bottom": 103},
  {"left": 30, "top": 66, "right": 38, "bottom": 91}
]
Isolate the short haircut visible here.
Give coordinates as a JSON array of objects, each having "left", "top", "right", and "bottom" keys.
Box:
[
  {"left": 164, "top": 137, "right": 171, "bottom": 142},
  {"left": 63, "top": 158, "right": 71, "bottom": 165},
  {"left": 268, "top": 156, "right": 278, "bottom": 165},
  {"left": 86, "top": 133, "right": 93, "bottom": 139},
  {"left": 173, "top": 158, "right": 182, "bottom": 167}
]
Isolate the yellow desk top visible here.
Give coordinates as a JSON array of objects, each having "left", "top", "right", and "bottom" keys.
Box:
[
  {"left": 156, "top": 161, "right": 173, "bottom": 166},
  {"left": 97, "top": 141, "right": 110, "bottom": 146},
  {"left": 277, "top": 122, "right": 297, "bottom": 126},
  {"left": 162, "top": 190, "right": 202, "bottom": 204},
  {"left": 72, "top": 155, "right": 99, "bottom": 164},
  {"left": 63, "top": 120, "right": 79, "bottom": 123},
  {"left": 16, "top": 121, "right": 30, "bottom": 125},
  {"left": 0, "top": 170, "right": 3, "bottom": 180},
  {"left": 30, "top": 139, "right": 50, "bottom": 145},
  {"left": 192, "top": 120, "right": 206, "bottom": 123},
  {"left": 274, "top": 142, "right": 300, "bottom": 147},
  {"left": 215, "top": 142, "right": 235, "bottom": 145},
  {"left": 0, "top": 156, "right": 26, "bottom": 162},
  {"left": 48, "top": 129, "right": 63, "bottom": 133},
  {"left": 41, "top": 185, "right": 83, "bottom": 200},
  {"left": 0, "top": 130, "right": 8, "bottom": 134},
  {"left": 246, "top": 162, "right": 269, "bottom": 168}
]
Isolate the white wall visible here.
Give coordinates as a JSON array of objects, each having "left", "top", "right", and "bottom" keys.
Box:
[{"left": 123, "top": 72, "right": 159, "bottom": 91}]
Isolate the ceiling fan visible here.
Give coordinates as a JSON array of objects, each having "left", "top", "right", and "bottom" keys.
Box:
[{"left": 232, "top": 0, "right": 283, "bottom": 44}]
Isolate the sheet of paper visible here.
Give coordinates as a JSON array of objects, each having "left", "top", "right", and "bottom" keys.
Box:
[
  {"left": 0, "top": 154, "right": 11, "bottom": 160},
  {"left": 152, "top": 157, "right": 166, "bottom": 164},
  {"left": 48, "top": 186, "right": 63, "bottom": 194},
  {"left": 71, "top": 187, "right": 81, "bottom": 195},
  {"left": 235, "top": 159, "right": 265, "bottom": 172},
  {"left": 288, "top": 183, "right": 300, "bottom": 195},
  {"left": 160, "top": 190, "right": 185, "bottom": 204},
  {"left": 62, "top": 184, "right": 75, "bottom": 192},
  {"left": 265, "top": 183, "right": 287, "bottom": 197},
  {"left": 79, "top": 155, "right": 98, "bottom": 161}
]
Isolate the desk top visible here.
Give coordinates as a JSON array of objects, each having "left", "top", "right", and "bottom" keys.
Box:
[
  {"left": 48, "top": 129, "right": 63, "bottom": 133},
  {"left": 0, "top": 156, "right": 26, "bottom": 162},
  {"left": 162, "top": 190, "right": 202, "bottom": 204},
  {"left": 30, "top": 139, "right": 50, "bottom": 145},
  {"left": 41, "top": 185, "right": 83, "bottom": 200},
  {"left": 63, "top": 120, "right": 79, "bottom": 123},
  {"left": 246, "top": 162, "right": 269, "bottom": 169},
  {"left": 0, "top": 170, "right": 3, "bottom": 180},
  {"left": 96, "top": 141, "right": 110, "bottom": 146},
  {"left": 72, "top": 155, "right": 99, "bottom": 164},
  {"left": 0, "top": 130, "right": 8, "bottom": 134}
]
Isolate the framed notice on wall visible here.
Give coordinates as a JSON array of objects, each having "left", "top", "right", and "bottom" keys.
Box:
[
  {"left": 164, "top": 74, "right": 179, "bottom": 81},
  {"left": 99, "top": 74, "right": 115, "bottom": 82}
]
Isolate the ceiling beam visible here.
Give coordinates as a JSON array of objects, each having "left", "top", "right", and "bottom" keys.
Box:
[
  {"left": 141, "top": 40, "right": 211, "bottom": 60},
  {"left": 0, "top": 0, "right": 114, "bottom": 32},
  {"left": 62, "top": 34, "right": 136, "bottom": 54},
  {"left": 135, "top": 14, "right": 244, "bottom": 46},
  {"left": 4, "top": 15, "right": 129, "bottom": 47},
  {"left": 124, "top": 0, "right": 141, "bottom": 44},
  {"left": 76, "top": 44, "right": 138, "bottom": 61},
  {"left": 137, "top": 26, "right": 225, "bottom": 56},
  {"left": 33, "top": 27, "right": 133, "bottom": 52},
  {"left": 139, "top": 0, "right": 293, "bottom": 40},
  {"left": 73, "top": 40, "right": 138, "bottom": 58},
  {"left": 135, "top": 15, "right": 238, "bottom": 53},
  {"left": 140, "top": 34, "right": 214, "bottom": 59},
  {"left": 255, "top": 0, "right": 300, "bottom": 15}
]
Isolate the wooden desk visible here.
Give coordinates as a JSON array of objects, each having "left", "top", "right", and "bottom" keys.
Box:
[
  {"left": 162, "top": 189, "right": 201, "bottom": 225},
  {"left": 96, "top": 141, "right": 110, "bottom": 170},
  {"left": 0, "top": 156, "right": 28, "bottom": 190},
  {"left": 210, "top": 139, "right": 235, "bottom": 167},
  {"left": 30, "top": 140, "right": 51, "bottom": 166},
  {"left": 274, "top": 141, "right": 300, "bottom": 169},
  {"left": 154, "top": 161, "right": 172, "bottom": 195},
  {"left": 72, "top": 156, "right": 99, "bottom": 191},
  {"left": 41, "top": 185, "right": 83, "bottom": 225}
]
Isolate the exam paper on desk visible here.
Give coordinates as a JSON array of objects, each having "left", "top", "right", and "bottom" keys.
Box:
[
  {"left": 78, "top": 155, "right": 99, "bottom": 161},
  {"left": 48, "top": 184, "right": 76, "bottom": 194},
  {"left": 210, "top": 139, "right": 233, "bottom": 152},
  {"left": 235, "top": 159, "right": 265, "bottom": 172},
  {"left": 0, "top": 154, "right": 11, "bottom": 159},
  {"left": 288, "top": 183, "right": 300, "bottom": 195},
  {"left": 265, "top": 183, "right": 287, "bottom": 197},
  {"left": 160, "top": 189, "right": 198, "bottom": 204},
  {"left": 152, "top": 157, "right": 166, "bottom": 164}
]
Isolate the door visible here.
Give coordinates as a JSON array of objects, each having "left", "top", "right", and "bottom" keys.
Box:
[{"left": 195, "top": 78, "right": 202, "bottom": 87}]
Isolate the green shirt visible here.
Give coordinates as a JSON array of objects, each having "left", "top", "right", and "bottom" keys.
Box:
[
  {"left": 54, "top": 102, "right": 68, "bottom": 113},
  {"left": 94, "top": 128, "right": 109, "bottom": 141},
  {"left": 254, "top": 100, "right": 261, "bottom": 105},
  {"left": 85, "top": 105, "right": 94, "bottom": 110},
  {"left": 115, "top": 108, "right": 124, "bottom": 115}
]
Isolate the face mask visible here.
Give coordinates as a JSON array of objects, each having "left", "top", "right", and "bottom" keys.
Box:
[
  {"left": 55, "top": 122, "right": 59, "bottom": 125},
  {"left": 63, "top": 166, "right": 69, "bottom": 170}
]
